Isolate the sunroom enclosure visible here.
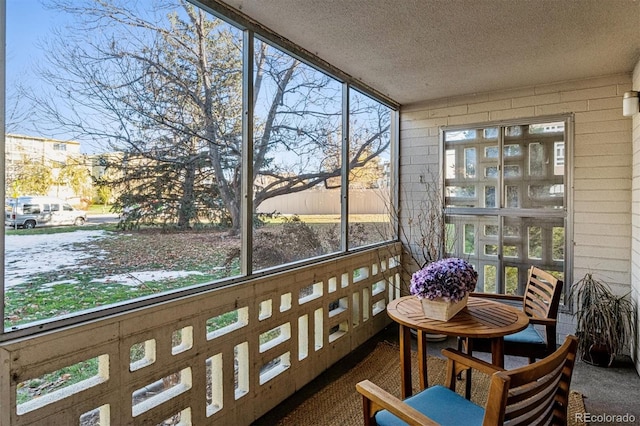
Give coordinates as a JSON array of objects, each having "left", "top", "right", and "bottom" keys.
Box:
[{"left": 3, "top": 0, "right": 640, "bottom": 425}]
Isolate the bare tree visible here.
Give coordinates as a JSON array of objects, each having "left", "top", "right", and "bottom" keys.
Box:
[
  {"left": 5, "top": 85, "right": 31, "bottom": 135},
  {"left": 26, "top": 0, "right": 390, "bottom": 231},
  {"left": 377, "top": 170, "right": 455, "bottom": 295}
]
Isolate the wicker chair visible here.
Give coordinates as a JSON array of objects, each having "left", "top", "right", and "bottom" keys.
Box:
[{"left": 356, "top": 335, "right": 578, "bottom": 426}]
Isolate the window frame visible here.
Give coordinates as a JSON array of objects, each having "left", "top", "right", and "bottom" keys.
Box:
[
  {"left": 441, "top": 115, "right": 573, "bottom": 307},
  {"left": 1, "top": 0, "right": 399, "bottom": 340}
]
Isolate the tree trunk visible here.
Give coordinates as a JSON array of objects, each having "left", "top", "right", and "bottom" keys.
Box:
[{"left": 177, "top": 161, "right": 197, "bottom": 228}]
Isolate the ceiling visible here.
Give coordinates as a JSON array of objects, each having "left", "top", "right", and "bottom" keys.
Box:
[{"left": 225, "top": 0, "right": 640, "bottom": 106}]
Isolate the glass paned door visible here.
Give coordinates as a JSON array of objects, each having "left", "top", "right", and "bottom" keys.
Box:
[{"left": 443, "top": 120, "right": 567, "bottom": 296}]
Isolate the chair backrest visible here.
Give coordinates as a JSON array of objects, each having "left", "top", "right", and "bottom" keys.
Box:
[
  {"left": 483, "top": 334, "right": 578, "bottom": 426},
  {"left": 522, "top": 266, "right": 563, "bottom": 320}
]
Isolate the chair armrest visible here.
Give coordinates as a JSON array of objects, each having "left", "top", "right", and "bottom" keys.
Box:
[
  {"left": 356, "top": 380, "right": 440, "bottom": 426},
  {"left": 470, "top": 292, "right": 523, "bottom": 302},
  {"left": 441, "top": 348, "right": 504, "bottom": 376},
  {"left": 529, "top": 317, "right": 556, "bottom": 327}
]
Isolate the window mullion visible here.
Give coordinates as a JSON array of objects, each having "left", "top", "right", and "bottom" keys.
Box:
[
  {"left": 499, "top": 127, "right": 505, "bottom": 210},
  {"left": 497, "top": 127, "right": 505, "bottom": 293},
  {"left": 341, "top": 83, "right": 349, "bottom": 252},
  {"left": 391, "top": 110, "right": 400, "bottom": 245},
  {"left": 241, "top": 29, "right": 254, "bottom": 276}
]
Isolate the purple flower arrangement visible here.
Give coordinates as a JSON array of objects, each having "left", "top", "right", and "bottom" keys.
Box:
[{"left": 410, "top": 258, "right": 478, "bottom": 302}]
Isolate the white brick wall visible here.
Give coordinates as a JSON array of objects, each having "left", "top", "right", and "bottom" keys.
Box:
[{"left": 400, "top": 73, "right": 633, "bottom": 345}]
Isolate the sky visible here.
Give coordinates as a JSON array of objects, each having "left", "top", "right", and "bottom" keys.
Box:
[
  {"left": 4, "top": 1, "right": 390, "bottom": 164},
  {"left": 6, "top": 1, "right": 53, "bottom": 75},
  {"left": 5, "top": 1, "right": 234, "bottom": 155},
  {"left": 5, "top": 0, "right": 84, "bottom": 145},
  {"left": 5, "top": 1, "right": 178, "bottom": 154}
]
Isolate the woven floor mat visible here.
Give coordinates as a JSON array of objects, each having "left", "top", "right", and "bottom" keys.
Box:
[{"left": 275, "top": 341, "right": 586, "bottom": 425}]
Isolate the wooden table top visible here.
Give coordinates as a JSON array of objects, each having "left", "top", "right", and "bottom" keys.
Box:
[{"left": 387, "top": 295, "right": 529, "bottom": 339}]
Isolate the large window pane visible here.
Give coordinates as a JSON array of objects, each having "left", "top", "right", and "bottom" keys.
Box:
[
  {"left": 444, "top": 120, "right": 567, "bottom": 297},
  {"left": 505, "top": 122, "right": 565, "bottom": 210},
  {"left": 3, "top": 1, "right": 398, "bottom": 335},
  {"left": 252, "top": 39, "right": 343, "bottom": 271},
  {"left": 444, "top": 127, "right": 498, "bottom": 208},
  {"left": 445, "top": 214, "right": 497, "bottom": 292},
  {"left": 348, "top": 90, "right": 392, "bottom": 250},
  {"left": 4, "top": 1, "right": 244, "bottom": 331}
]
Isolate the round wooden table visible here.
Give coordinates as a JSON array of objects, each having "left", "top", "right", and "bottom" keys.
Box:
[{"left": 387, "top": 295, "right": 529, "bottom": 398}]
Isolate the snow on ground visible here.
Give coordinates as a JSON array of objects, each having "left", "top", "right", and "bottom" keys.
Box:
[
  {"left": 92, "top": 270, "right": 205, "bottom": 287},
  {"left": 4, "top": 230, "right": 204, "bottom": 289},
  {"left": 4, "top": 230, "right": 107, "bottom": 289}
]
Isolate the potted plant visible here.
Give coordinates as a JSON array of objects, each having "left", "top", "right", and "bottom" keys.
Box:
[
  {"left": 570, "top": 272, "right": 636, "bottom": 367},
  {"left": 410, "top": 257, "right": 478, "bottom": 321}
]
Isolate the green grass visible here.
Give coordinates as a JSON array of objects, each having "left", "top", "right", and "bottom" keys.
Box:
[
  {"left": 4, "top": 216, "right": 387, "bottom": 329},
  {"left": 206, "top": 311, "right": 239, "bottom": 333},
  {"left": 87, "top": 204, "right": 116, "bottom": 214},
  {"left": 5, "top": 268, "right": 236, "bottom": 330},
  {"left": 17, "top": 357, "right": 100, "bottom": 405},
  {"left": 4, "top": 227, "right": 240, "bottom": 329},
  {"left": 5, "top": 223, "right": 116, "bottom": 235}
]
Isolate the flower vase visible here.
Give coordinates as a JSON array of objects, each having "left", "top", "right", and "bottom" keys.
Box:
[{"left": 420, "top": 293, "right": 469, "bottom": 321}]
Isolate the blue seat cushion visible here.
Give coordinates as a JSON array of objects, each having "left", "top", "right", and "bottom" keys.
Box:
[
  {"left": 504, "top": 324, "right": 546, "bottom": 345},
  {"left": 374, "top": 385, "right": 485, "bottom": 426}
]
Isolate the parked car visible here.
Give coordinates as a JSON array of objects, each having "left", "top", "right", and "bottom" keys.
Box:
[{"left": 5, "top": 196, "right": 87, "bottom": 229}]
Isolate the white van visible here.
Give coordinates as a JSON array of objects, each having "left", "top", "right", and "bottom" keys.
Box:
[{"left": 5, "top": 196, "right": 87, "bottom": 229}]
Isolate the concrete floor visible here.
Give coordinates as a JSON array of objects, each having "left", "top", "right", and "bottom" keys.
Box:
[
  {"left": 422, "top": 332, "right": 640, "bottom": 426},
  {"left": 255, "top": 324, "right": 640, "bottom": 425},
  {"left": 570, "top": 352, "right": 640, "bottom": 426}
]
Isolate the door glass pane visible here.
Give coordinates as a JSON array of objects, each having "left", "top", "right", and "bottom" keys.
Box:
[
  {"left": 464, "top": 148, "right": 476, "bottom": 178},
  {"left": 463, "top": 224, "right": 475, "bottom": 254},
  {"left": 504, "top": 165, "right": 521, "bottom": 177},
  {"left": 529, "top": 143, "right": 545, "bottom": 176},
  {"left": 445, "top": 149, "right": 456, "bottom": 179},
  {"left": 485, "top": 166, "right": 498, "bottom": 178},
  {"left": 506, "top": 186, "right": 519, "bottom": 208},
  {"left": 505, "top": 266, "right": 519, "bottom": 295},
  {"left": 484, "top": 186, "right": 496, "bottom": 208},
  {"left": 485, "top": 146, "right": 499, "bottom": 158},
  {"left": 483, "top": 265, "right": 497, "bottom": 294},
  {"left": 483, "top": 128, "right": 498, "bottom": 139},
  {"left": 553, "top": 226, "right": 565, "bottom": 261},
  {"left": 528, "top": 226, "right": 542, "bottom": 259}
]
